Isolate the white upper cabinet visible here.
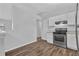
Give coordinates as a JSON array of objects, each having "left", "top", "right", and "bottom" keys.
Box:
[{"left": 67, "top": 12, "right": 75, "bottom": 25}]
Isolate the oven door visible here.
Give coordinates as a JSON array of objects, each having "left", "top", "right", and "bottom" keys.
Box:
[
  {"left": 53, "top": 33, "right": 67, "bottom": 48},
  {"left": 54, "top": 34, "right": 65, "bottom": 42}
]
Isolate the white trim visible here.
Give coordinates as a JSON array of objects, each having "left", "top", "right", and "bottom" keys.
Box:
[{"left": 5, "top": 40, "right": 36, "bottom": 52}]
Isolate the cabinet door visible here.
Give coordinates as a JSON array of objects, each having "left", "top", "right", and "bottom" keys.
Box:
[
  {"left": 67, "top": 12, "right": 75, "bottom": 25},
  {"left": 46, "top": 33, "right": 53, "bottom": 44},
  {"left": 67, "top": 33, "right": 77, "bottom": 50}
]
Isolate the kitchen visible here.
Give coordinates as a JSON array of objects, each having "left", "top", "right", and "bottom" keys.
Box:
[
  {"left": 0, "top": 3, "right": 79, "bottom": 56},
  {"left": 37, "top": 3, "right": 79, "bottom": 51}
]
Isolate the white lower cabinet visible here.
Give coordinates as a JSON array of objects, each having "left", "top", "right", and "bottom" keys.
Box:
[
  {"left": 46, "top": 32, "right": 78, "bottom": 50},
  {"left": 46, "top": 33, "right": 53, "bottom": 44},
  {"left": 67, "top": 32, "right": 78, "bottom": 50}
]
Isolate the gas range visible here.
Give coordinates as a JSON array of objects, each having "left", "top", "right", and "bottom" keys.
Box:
[{"left": 53, "top": 28, "right": 67, "bottom": 48}]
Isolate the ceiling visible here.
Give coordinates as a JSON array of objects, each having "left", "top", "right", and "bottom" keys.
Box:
[
  {"left": 12, "top": 3, "right": 77, "bottom": 19},
  {"left": 21, "top": 3, "right": 76, "bottom": 12},
  {"left": 19, "top": 3, "right": 77, "bottom": 18}
]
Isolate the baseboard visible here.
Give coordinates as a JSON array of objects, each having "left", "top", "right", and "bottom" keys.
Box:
[{"left": 5, "top": 40, "right": 36, "bottom": 52}]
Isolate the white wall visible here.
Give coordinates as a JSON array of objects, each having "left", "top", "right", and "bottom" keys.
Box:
[
  {"left": 0, "top": 4, "right": 12, "bottom": 20},
  {"left": 5, "top": 5, "right": 38, "bottom": 51},
  {"left": 0, "top": 4, "right": 39, "bottom": 51}
]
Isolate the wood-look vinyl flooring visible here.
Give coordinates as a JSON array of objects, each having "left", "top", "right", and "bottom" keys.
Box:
[{"left": 6, "top": 40, "right": 79, "bottom": 56}]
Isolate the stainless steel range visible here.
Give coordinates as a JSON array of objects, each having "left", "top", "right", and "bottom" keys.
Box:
[
  {"left": 53, "top": 21, "right": 67, "bottom": 48},
  {"left": 53, "top": 28, "right": 67, "bottom": 48}
]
